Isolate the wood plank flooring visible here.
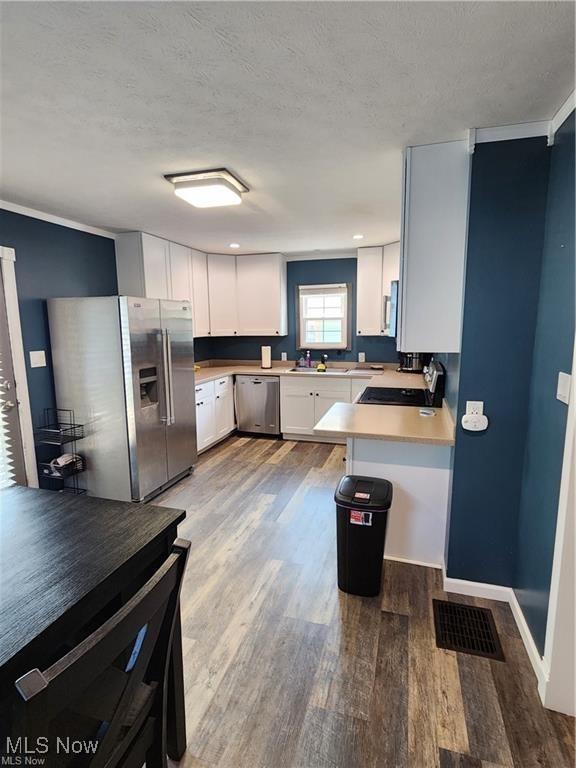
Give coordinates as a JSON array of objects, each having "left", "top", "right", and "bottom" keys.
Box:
[{"left": 158, "top": 436, "right": 575, "bottom": 768}]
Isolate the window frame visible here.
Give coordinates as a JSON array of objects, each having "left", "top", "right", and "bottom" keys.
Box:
[{"left": 296, "top": 282, "right": 351, "bottom": 351}]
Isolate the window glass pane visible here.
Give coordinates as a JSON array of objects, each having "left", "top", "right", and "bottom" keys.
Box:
[{"left": 299, "top": 284, "right": 348, "bottom": 348}]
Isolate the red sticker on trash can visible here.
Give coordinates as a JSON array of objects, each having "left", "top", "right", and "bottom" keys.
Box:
[{"left": 350, "top": 510, "right": 372, "bottom": 526}]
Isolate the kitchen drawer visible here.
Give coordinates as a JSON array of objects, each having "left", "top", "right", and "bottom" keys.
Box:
[
  {"left": 215, "top": 376, "right": 232, "bottom": 392},
  {"left": 195, "top": 380, "right": 215, "bottom": 400},
  {"left": 311, "top": 377, "right": 351, "bottom": 395}
]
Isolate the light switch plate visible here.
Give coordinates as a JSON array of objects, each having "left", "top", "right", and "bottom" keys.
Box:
[
  {"left": 29, "top": 350, "right": 46, "bottom": 368},
  {"left": 281, "top": 352, "right": 288, "bottom": 362},
  {"left": 358, "top": 352, "right": 366, "bottom": 363},
  {"left": 557, "top": 372, "right": 571, "bottom": 405}
]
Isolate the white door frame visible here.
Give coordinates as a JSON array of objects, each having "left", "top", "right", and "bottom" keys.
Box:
[
  {"left": 539, "top": 337, "right": 575, "bottom": 714},
  {"left": 0, "top": 246, "right": 38, "bottom": 487}
]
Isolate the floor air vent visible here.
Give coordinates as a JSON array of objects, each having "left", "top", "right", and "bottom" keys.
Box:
[{"left": 433, "top": 599, "right": 505, "bottom": 661}]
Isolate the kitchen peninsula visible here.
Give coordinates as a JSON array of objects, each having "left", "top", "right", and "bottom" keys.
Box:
[{"left": 314, "top": 371, "right": 455, "bottom": 569}]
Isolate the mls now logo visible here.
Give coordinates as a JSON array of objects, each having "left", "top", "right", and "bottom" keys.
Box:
[{"left": 3, "top": 737, "right": 98, "bottom": 764}]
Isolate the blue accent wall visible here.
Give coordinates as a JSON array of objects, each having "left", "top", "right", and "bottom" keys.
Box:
[
  {"left": 0, "top": 209, "right": 117, "bottom": 426},
  {"left": 447, "top": 138, "right": 550, "bottom": 586},
  {"left": 196, "top": 258, "right": 398, "bottom": 363},
  {"left": 514, "top": 112, "right": 575, "bottom": 653}
]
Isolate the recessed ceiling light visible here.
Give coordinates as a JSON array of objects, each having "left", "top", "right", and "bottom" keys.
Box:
[
  {"left": 229, "top": 243, "right": 240, "bottom": 249},
  {"left": 353, "top": 234, "right": 364, "bottom": 240},
  {"left": 165, "top": 168, "right": 248, "bottom": 208}
]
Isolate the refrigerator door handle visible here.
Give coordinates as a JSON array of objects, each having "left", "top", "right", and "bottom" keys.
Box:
[
  {"left": 166, "top": 329, "right": 175, "bottom": 425},
  {"left": 161, "top": 329, "right": 171, "bottom": 424}
]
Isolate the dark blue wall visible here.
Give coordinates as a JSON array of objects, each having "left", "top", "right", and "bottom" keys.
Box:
[
  {"left": 195, "top": 258, "right": 398, "bottom": 363},
  {"left": 0, "top": 210, "right": 117, "bottom": 426},
  {"left": 514, "top": 112, "right": 575, "bottom": 653},
  {"left": 447, "top": 138, "right": 550, "bottom": 586}
]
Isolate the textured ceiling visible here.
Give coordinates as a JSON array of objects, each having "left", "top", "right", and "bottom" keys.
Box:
[{"left": 1, "top": 2, "right": 574, "bottom": 253}]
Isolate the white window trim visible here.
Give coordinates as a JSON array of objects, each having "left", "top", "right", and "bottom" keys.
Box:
[
  {"left": 297, "top": 283, "right": 349, "bottom": 350},
  {"left": 0, "top": 246, "right": 38, "bottom": 487}
]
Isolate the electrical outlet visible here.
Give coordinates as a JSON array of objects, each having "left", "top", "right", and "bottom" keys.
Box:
[
  {"left": 29, "top": 350, "right": 47, "bottom": 368},
  {"left": 466, "top": 400, "right": 484, "bottom": 416},
  {"left": 358, "top": 352, "right": 366, "bottom": 363},
  {"left": 281, "top": 352, "right": 288, "bottom": 362}
]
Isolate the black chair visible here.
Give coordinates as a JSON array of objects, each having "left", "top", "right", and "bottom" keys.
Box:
[{"left": 14, "top": 539, "right": 190, "bottom": 768}]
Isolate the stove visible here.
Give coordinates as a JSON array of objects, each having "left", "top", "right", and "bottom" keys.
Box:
[
  {"left": 359, "top": 387, "right": 427, "bottom": 406},
  {"left": 358, "top": 360, "right": 446, "bottom": 408}
]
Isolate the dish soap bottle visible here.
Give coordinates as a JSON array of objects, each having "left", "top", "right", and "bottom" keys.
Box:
[
  {"left": 316, "top": 354, "right": 328, "bottom": 373},
  {"left": 306, "top": 350, "right": 312, "bottom": 368}
]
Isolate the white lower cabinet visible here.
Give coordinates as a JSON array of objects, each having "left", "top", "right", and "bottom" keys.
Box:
[
  {"left": 280, "top": 378, "right": 351, "bottom": 438},
  {"left": 281, "top": 386, "right": 317, "bottom": 434},
  {"left": 196, "top": 396, "right": 216, "bottom": 452},
  {"left": 196, "top": 377, "right": 235, "bottom": 452},
  {"left": 215, "top": 377, "right": 235, "bottom": 440}
]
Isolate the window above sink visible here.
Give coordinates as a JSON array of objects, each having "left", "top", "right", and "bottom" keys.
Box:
[{"left": 297, "top": 283, "right": 350, "bottom": 350}]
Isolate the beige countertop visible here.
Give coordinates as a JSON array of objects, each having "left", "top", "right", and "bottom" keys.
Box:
[
  {"left": 313, "top": 401, "right": 455, "bottom": 445},
  {"left": 195, "top": 364, "right": 426, "bottom": 387},
  {"left": 195, "top": 362, "right": 450, "bottom": 445}
]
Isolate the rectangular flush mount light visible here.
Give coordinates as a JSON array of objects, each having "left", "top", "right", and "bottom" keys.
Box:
[{"left": 165, "top": 168, "right": 248, "bottom": 208}]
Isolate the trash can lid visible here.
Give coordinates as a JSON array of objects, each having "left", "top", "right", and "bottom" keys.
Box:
[{"left": 334, "top": 475, "right": 393, "bottom": 510}]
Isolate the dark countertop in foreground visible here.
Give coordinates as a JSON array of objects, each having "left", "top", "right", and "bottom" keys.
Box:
[{"left": 0, "top": 485, "right": 185, "bottom": 679}]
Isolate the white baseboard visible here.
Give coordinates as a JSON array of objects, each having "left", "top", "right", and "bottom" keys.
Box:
[
  {"left": 509, "top": 589, "right": 550, "bottom": 692},
  {"left": 443, "top": 572, "right": 549, "bottom": 693},
  {"left": 443, "top": 574, "right": 511, "bottom": 603},
  {"left": 385, "top": 554, "right": 442, "bottom": 570}
]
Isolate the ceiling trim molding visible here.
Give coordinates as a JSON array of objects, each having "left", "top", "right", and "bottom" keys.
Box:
[
  {"left": 474, "top": 121, "right": 550, "bottom": 145},
  {"left": 0, "top": 200, "right": 117, "bottom": 239},
  {"left": 550, "top": 90, "right": 575, "bottom": 137},
  {"left": 286, "top": 250, "right": 357, "bottom": 262}
]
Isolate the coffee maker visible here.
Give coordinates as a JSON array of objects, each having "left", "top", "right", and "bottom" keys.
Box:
[{"left": 398, "top": 352, "right": 424, "bottom": 373}]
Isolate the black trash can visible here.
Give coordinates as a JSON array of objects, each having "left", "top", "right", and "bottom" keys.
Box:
[{"left": 334, "top": 475, "right": 393, "bottom": 597}]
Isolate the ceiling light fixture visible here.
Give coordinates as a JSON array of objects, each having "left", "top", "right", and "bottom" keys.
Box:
[
  {"left": 353, "top": 234, "right": 364, "bottom": 240},
  {"left": 229, "top": 243, "right": 240, "bottom": 249},
  {"left": 165, "top": 168, "right": 248, "bottom": 209}
]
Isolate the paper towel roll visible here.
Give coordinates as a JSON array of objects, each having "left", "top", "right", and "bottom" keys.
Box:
[{"left": 261, "top": 346, "right": 272, "bottom": 369}]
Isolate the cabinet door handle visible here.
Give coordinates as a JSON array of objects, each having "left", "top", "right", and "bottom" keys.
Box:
[{"left": 309, "top": 392, "right": 313, "bottom": 396}]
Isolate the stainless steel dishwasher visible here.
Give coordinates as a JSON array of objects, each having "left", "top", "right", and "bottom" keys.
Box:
[{"left": 235, "top": 375, "right": 280, "bottom": 435}]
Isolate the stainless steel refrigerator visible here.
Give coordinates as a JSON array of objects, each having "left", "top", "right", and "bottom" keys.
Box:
[{"left": 48, "top": 296, "right": 197, "bottom": 502}]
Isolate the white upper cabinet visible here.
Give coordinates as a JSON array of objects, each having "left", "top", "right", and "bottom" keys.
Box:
[
  {"left": 117, "top": 234, "right": 289, "bottom": 340},
  {"left": 398, "top": 141, "right": 471, "bottom": 353},
  {"left": 190, "top": 249, "right": 211, "bottom": 337},
  {"left": 236, "top": 253, "right": 287, "bottom": 336},
  {"left": 141, "top": 234, "right": 170, "bottom": 299},
  {"left": 382, "top": 242, "right": 400, "bottom": 337},
  {"left": 116, "top": 232, "right": 170, "bottom": 300},
  {"left": 356, "top": 246, "right": 384, "bottom": 336},
  {"left": 207, "top": 254, "right": 239, "bottom": 336},
  {"left": 168, "top": 242, "right": 192, "bottom": 301},
  {"left": 116, "top": 232, "right": 190, "bottom": 303}
]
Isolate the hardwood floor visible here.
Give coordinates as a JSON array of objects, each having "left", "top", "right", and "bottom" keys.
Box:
[{"left": 158, "top": 436, "right": 575, "bottom": 768}]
